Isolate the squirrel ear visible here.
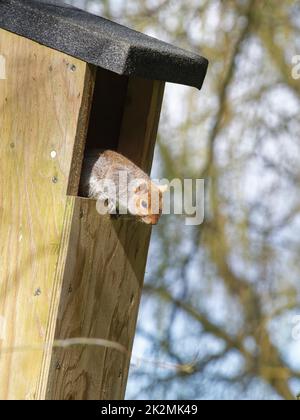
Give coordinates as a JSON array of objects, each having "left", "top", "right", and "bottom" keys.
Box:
[
  {"left": 159, "top": 185, "right": 168, "bottom": 194},
  {"left": 135, "top": 182, "right": 149, "bottom": 194}
]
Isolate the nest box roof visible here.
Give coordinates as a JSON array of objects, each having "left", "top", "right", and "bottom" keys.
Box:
[{"left": 0, "top": 0, "right": 208, "bottom": 89}]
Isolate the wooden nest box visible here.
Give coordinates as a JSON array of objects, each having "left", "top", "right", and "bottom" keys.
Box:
[{"left": 0, "top": 0, "right": 208, "bottom": 400}]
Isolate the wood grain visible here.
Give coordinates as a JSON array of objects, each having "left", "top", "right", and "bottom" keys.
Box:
[
  {"left": 0, "top": 27, "right": 165, "bottom": 400},
  {"left": 46, "top": 199, "right": 151, "bottom": 400},
  {"left": 118, "top": 78, "right": 165, "bottom": 174},
  {"left": 46, "top": 80, "right": 165, "bottom": 400},
  {"left": 0, "top": 29, "right": 94, "bottom": 399},
  {"left": 67, "top": 65, "right": 96, "bottom": 196}
]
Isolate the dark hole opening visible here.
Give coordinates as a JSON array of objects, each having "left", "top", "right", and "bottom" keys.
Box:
[{"left": 78, "top": 67, "right": 129, "bottom": 197}]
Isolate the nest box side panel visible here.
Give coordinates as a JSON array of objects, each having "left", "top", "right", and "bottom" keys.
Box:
[
  {"left": 0, "top": 28, "right": 94, "bottom": 400},
  {"left": 45, "top": 79, "right": 165, "bottom": 401}
]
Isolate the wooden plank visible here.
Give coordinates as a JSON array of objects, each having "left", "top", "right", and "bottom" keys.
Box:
[
  {"left": 67, "top": 65, "right": 96, "bottom": 196},
  {"left": 45, "top": 200, "right": 151, "bottom": 400},
  {"left": 0, "top": 29, "right": 95, "bottom": 400},
  {"left": 46, "top": 79, "right": 165, "bottom": 400},
  {"left": 118, "top": 78, "right": 165, "bottom": 174}
]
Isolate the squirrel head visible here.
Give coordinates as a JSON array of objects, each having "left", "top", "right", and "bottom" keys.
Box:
[{"left": 132, "top": 182, "right": 168, "bottom": 225}]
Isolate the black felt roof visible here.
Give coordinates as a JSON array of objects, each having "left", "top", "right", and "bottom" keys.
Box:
[{"left": 0, "top": 0, "right": 208, "bottom": 89}]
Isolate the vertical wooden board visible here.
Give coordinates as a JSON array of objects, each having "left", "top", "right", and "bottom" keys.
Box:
[
  {"left": 118, "top": 79, "right": 165, "bottom": 174},
  {"left": 46, "top": 80, "right": 165, "bottom": 400},
  {"left": 0, "top": 29, "right": 94, "bottom": 399},
  {"left": 46, "top": 199, "right": 152, "bottom": 400}
]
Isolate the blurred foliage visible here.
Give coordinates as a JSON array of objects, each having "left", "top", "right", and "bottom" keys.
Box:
[{"left": 68, "top": 0, "right": 300, "bottom": 400}]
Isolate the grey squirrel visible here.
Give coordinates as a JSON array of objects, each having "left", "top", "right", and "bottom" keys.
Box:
[{"left": 80, "top": 150, "right": 168, "bottom": 225}]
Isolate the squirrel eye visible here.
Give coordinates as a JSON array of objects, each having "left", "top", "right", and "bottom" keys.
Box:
[{"left": 141, "top": 200, "right": 148, "bottom": 209}]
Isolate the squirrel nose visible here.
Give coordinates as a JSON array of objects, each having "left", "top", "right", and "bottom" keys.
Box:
[{"left": 142, "top": 215, "right": 160, "bottom": 225}]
